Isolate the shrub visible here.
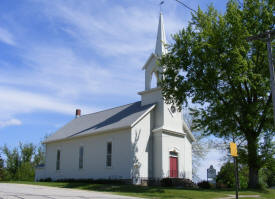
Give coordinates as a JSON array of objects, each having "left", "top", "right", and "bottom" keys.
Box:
[
  {"left": 216, "top": 162, "right": 235, "bottom": 188},
  {"left": 197, "top": 181, "right": 211, "bottom": 189},
  {"left": 216, "top": 181, "right": 228, "bottom": 189},
  {"left": 160, "top": 178, "right": 173, "bottom": 187},
  {"left": 160, "top": 178, "right": 198, "bottom": 188}
]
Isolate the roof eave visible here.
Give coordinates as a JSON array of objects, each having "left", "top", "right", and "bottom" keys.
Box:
[
  {"left": 182, "top": 121, "right": 196, "bottom": 142},
  {"left": 138, "top": 87, "right": 161, "bottom": 95},
  {"left": 152, "top": 127, "right": 186, "bottom": 137},
  {"left": 43, "top": 126, "right": 131, "bottom": 144}
]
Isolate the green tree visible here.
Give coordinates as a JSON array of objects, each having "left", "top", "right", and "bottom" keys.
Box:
[
  {"left": 34, "top": 144, "right": 45, "bottom": 167},
  {"left": 0, "top": 153, "right": 4, "bottom": 180},
  {"left": 16, "top": 162, "right": 35, "bottom": 181},
  {"left": 259, "top": 137, "right": 275, "bottom": 187},
  {"left": 260, "top": 157, "right": 275, "bottom": 187},
  {"left": 159, "top": 0, "right": 274, "bottom": 188},
  {"left": 19, "top": 143, "right": 35, "bottom": 163},
  {"left": 2, "top": 145, "right": 20, "bottom": 180},
  {"left": 1, "top": 143, "right": 40, "bottom": 181},
  {"left": 16, "top": 143, "right": 37, "bottom": 181},
  {"left": 216, "top": 161, "right": 249, "bottom": 189}
]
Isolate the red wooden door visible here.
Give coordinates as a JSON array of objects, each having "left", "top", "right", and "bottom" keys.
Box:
[{"left": 169, "top": 156, "right": 178, "bottom": 178}]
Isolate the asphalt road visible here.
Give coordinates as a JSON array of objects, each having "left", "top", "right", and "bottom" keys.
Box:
[{"left": 0, "top": 183, "right": 141, "bottom": 199}]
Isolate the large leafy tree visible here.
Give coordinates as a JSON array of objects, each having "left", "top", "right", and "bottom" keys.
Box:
[{"left": 160, "top": 0, "right": 274, "bottom": 188}]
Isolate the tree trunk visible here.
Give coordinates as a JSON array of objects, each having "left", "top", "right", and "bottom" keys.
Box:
[
  {"left": 248, "top": 166, "right": 259, "bottom": 188},
  {"left": 247, "top": 135, "right": 260, "bottom": 188}
]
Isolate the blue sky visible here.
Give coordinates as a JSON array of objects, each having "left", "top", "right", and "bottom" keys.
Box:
[{"left": 0, "top": 0, "right": 229, "bottom": 180}]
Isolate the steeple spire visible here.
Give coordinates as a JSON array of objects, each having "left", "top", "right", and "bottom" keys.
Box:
[{"left": 155, "top": 13, "right": 167, "bottom": 56}]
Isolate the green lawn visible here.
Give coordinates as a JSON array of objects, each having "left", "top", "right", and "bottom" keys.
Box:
[{"left": 1, "top": 181, "right": 274, "bottom": 199}]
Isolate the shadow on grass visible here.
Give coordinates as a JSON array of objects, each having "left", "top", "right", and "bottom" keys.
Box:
[{"left": 61, "top": 183, "right": 165, "bottom": 194}]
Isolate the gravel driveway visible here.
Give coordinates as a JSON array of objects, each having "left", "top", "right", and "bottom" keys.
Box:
[{"left": 0, "top": 183, "right": 142, "bottom": 199}]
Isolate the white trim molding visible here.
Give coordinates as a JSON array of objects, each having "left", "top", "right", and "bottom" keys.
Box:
[{"left": 152, "top": 127, "right": 186, "bottom": 137}]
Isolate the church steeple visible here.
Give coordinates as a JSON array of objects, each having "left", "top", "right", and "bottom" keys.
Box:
[
  {"left": 155, "top": 13, "right": 167, "bottom": 56},
  {"left": 141, "top": 13, "right": 168, "bottom": 91}
]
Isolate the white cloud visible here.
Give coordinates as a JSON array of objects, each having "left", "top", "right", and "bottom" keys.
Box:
[
  {"left": 40, "top": 1, "right": 186, "bottom": 57},
  {"left": 0, "top": 118, "right": 22, "bottom": 128},
  {"left": 0, "top": 86, "right": 98, "bottom": 120},
  {"left": 7, "top": 0, "right": 183, "bottom": 99},
  {"left": 0, "top": 0, "right": 188, "bottom": 122},
  {"left": 0, "top": 43, "right": 143, "bottom": 99},
  {"left": 0, "top": 27, "right": 16, "bottom": 46}
]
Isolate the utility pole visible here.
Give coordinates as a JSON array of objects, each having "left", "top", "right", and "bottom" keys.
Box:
[{"left": 247, "top": 30, "right": 275, "bottom": 125}]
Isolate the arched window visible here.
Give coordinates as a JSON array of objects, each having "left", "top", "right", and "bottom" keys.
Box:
[{"left": 150, "top": 72, "right": 158, "bottom": 89}]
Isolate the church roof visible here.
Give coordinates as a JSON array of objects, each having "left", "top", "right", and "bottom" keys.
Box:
[{"left": 44, "top": 101, "right": 155, "bottom": 143}]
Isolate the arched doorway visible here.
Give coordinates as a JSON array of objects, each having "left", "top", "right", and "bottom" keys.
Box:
[{"left": 169, "top": 151, "right": 178, "bottom": 178}]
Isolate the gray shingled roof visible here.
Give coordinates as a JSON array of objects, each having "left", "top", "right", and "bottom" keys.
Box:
[{"left": 45, "top": 101, "right": 155, "bottom": 143}]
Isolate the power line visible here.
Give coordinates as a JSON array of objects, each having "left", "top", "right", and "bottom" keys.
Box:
[
  {"left": 173, "top": 0, "right": 197, "bottom": 13},
  {"left": 173, "top": 0, "right": 243, "bottom": 14}
]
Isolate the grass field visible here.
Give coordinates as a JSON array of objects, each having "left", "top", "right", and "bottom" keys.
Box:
[{"left": 1, "top": 181, "right": 274, "bottom": 199}]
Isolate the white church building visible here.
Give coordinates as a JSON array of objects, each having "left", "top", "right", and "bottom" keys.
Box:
[{"left": 36, "top": 14, "right": 195, "bottom": 184}]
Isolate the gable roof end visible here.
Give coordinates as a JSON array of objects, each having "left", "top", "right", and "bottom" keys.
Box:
[{"left": 142, "top": 53, "right": 156, "bottom": 70}]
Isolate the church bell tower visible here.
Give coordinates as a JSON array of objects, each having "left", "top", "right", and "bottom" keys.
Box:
[{"left": 138, "top": 13, "right": 183, "bottom": 132}]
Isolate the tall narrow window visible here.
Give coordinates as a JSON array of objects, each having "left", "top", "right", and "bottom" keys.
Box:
[
  {"left": 79, "top": 146, "right": 84, "bottom": 169},
  {"left": 106, "top": 142, "right": 112, "bottom": 167},
  {"left": 56, "top": 150, "right": 60, "bottom": 170}
]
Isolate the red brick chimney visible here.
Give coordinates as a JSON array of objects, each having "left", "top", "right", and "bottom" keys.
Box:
[{"left": 75, "top": 109, "right": 81, "bottom": 118}]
